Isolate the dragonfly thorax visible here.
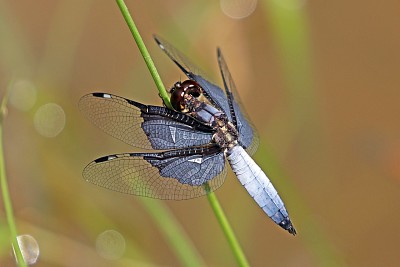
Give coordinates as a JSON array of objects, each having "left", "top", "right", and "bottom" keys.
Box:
[
  {"left": 170, "top": 80, "right": 239, "bottom": 151},
  {"left": 213, "top": 118, "right": 238, "bottom": 151}
]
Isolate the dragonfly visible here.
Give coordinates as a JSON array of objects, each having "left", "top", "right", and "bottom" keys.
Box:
[{"left": 79, "top": 36, "right": 296, "bottom": 235}]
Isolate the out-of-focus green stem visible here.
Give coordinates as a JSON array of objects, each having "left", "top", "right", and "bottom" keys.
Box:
[
  {"left": 0, "top": 80, "right": 27, "bottom": 267},
  {"left": 115, "top": 0, "right": 172, "bottom": 109},
  {"left": 263, "top": 0, "right": 315, "bottom": 116},
  {"left": 140, "top": 199, "right": 205, "bottom": 267},
  {"left": 262, "top": 1, "right": 346, "bottom": 266}
]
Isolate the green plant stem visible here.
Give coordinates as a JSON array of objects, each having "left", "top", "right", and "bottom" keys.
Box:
[
  {"left": 204, "top": 184, "right": 250, "bottom": 267},
  {"left": 115, "top": 2, "right": 203, "bottom": 266},
  {"left": 0, "top": 82, "right": 27, "bottom": 267},
  {"left": 115, "top": 0, "right": 172, "bottom": 109},
  {"left": 115, "top": 1, "right": 249, "bottom": 266}
]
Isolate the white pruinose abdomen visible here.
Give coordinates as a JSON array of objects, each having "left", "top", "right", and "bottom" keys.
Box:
[{"left": 227, "top": 145, "right": 296, "bottom": 235}]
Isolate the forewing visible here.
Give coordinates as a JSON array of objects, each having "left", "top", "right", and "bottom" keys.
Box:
[
  {"left": 217, "top": 49, "right": 259, "bottom": 156},
  {"left": 154, "top": 35, "right": 232, "bottom": 120},
  {"left": 79, "top": 93, "right": 213, "bottom": 150},
  {"left": 83, "top": 151, "right": 227, "bottom": 200}
]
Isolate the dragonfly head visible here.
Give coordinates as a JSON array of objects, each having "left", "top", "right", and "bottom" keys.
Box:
[{"left": 170, "top": 80, "right": 202, "bottom": 111}]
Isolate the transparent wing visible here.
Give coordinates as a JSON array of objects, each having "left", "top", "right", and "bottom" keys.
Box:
[
  {"left": 217, "top": 49, "right": 259, "bottom": 156},
  {"left": 79, "top": 93, "right": 214, "bottom": 150},
  {"left": 83, "top": 150, "right": 227, "bottom": 200},
  {"left": 154, "top": 35, "right": 232, "bottom": 121}
]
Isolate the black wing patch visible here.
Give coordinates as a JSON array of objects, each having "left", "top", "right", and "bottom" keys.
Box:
[
  {"left": 79, "top": 93, "right": 214, "bottom": 150},
  {"left": 83, "top": 148, "right": 227, "bottom": 200}
]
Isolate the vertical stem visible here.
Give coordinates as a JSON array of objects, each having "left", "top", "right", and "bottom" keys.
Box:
[
  {"left": 204, "top": 184, "right": 250, "bottom": 267},
  {"left": 0, "top": 81, "right": 27, "bottom": 267},
  {"left": 115, "top": 0, "right": 172, "bottom": 109},
  {"left": 114, "top": 1, "right": 249, "bottom": 266},
  {"left": 115, "top": 1, "right": 204, "bottom": 266}
]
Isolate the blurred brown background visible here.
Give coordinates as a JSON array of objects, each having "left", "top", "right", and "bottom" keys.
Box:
[{"left": 1, "top": 0, "right": 399, "bottom": 266}]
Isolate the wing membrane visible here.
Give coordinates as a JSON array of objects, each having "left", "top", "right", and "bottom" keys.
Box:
[
  {"left": 83, "top": 149, "right": 227, "bottom": 200},
  {"left": 154, "top": 36, "right": 259, "bottom": 155},
  {"left": 154, "top": 35, "right": 232, "bottom": 121},
  {"left": 217, "top": 49, "right": 259, "bottom": 156},
  {"left": 79, "top": 93, "right": 213, "bottom": 150}
]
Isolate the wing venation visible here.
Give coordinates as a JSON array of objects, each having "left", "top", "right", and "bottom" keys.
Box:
[
  {"left": 79, "top": 93, "right": 214, "bottom": 150},
  {"left": 83, "top": 150, "right": 227, "bottom": 200}
]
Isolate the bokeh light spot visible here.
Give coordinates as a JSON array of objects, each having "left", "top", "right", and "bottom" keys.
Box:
[
  {"left": 95, "top": 230, "right": 126, "bottom": 260},
  {"left": 33, "top": 103, "right": 66, "bottom": 138},
  {"left": 13, "top": 235, "right": 40, "bottom": 265},
  {"left": 220, "top": 0, "right": 257, "bottom": 19},
  {"left": 9, "top": 79, "right": 37, "bottom": 111}
]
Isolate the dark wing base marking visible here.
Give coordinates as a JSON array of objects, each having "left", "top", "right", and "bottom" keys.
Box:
[
  {"left": 83, "top": 147, "right": 226, "bottom": 200},
  {"left": 79, "top": 93, "right": 214, "bottom": 150}
]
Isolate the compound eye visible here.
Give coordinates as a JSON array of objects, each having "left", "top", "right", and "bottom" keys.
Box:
[
  {"left": 181, "top": 80, "right": 201, "bottom": 98},
  {"left": 170, "top": 87, "right": 185, "bottom": 111},
  {"left": 169, "top": 80, "right": 203, "bottom": 111}
]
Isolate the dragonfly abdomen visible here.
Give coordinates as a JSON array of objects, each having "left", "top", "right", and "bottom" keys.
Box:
[{"left": 227, "top": 145, "right": 296, "bottom": 235}]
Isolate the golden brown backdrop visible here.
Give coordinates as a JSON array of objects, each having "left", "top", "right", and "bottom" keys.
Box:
[{"left": 1, "top": 0, "right": 399, "bottom": 266}]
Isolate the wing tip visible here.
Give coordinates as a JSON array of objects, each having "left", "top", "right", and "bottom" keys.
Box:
[
  {"left": 153, "top": 35, "right": 193, "bottom": 78},
  {"left": 216, "top": 47, "right": 223, "bottom": 61},
  {"left": 91, "top": 92, "right": 112, "bottom": 99},
  {"left": 93, "top": 155, "right": 118, "bottom": 163},
  {"left": 153, "top": 34, "right": 165, "bottom": 50}
]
